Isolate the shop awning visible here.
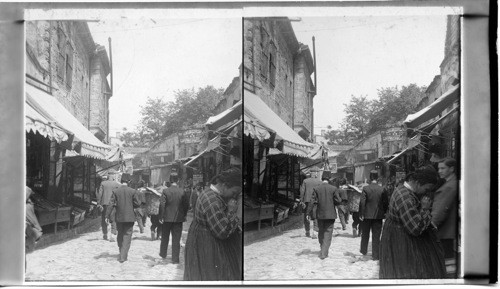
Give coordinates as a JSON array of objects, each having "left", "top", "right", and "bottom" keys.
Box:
[
  {"left": 25, "top": 100, "right": 70, "bottom": 143},
  {"left": 408, "top": 106, "right": 459, "bottom": 138},
  {"left": 184, "top": 136, "right": 221, "bottom": 166},
  {"left": 244, "top": 91, "right": 314, "bottom": 157},
  {"left": 26, "top": 85, "right": 110, "bottom": 160},
  {"left": 387, "top": 139, "right": 420, "bottom": 164},
  {"left": 206, "top": 100, "right": 242, "bottom": 131},
  {"left": 404, "top": 84, "right": 459, "bottom": 130}
]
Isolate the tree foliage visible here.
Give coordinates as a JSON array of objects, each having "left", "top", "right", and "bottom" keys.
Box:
[
  {"left": 120, "top": 85, "right": 224, "bottom": 147},
  {"left": 324, "top": 83, "right": 426, "bottom": 145}
]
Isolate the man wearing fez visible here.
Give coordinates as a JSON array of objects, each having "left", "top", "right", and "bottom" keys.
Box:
[
  {"left": 97, "top": 175, "right": 120, "bottom": 241},
  {"left": 107, "top": 174, "right": 141, "bottom": 263}
]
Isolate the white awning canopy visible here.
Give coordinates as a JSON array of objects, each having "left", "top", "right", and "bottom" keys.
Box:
[
  {"left": 404, "top": 84, "right": 459, "bottom": 130},
  {"left": 206, "top": 100, "right": 242, "bottom": 130},
  {"left": 25, "top": 100, "right": 70, "bottom": 143},
  {"left": 244, "top": 91, "right": 314, "bottom": 157},
  {"left": 26, "top": 85, "right": 110, "bottom": 159}
]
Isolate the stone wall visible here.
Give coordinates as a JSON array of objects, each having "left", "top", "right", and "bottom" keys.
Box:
[
  {"left": 243, "top": 19, "right": 295, "bottom": 127},
  {"left": 26, "top": 21, "right": 111, "bottom": 141}
]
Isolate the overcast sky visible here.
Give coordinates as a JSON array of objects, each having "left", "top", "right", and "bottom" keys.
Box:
[
  {"left": 86, "top": 13, "right": 447, "bottom": 138},
  {"left": 88, "top": 17, "right": 241, "bottom": 137},
  {"left": 292, "top": 15, "right": 447, "bottom": 133}
]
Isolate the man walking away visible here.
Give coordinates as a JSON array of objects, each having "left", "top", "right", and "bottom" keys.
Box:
[
  {"left": 336, "top": 178, "right": 350, "bottom": 231},
  {"left": 307, "top": 177, "right": 342, "bottom": 259},
  {"left": 159, "top": 176, "right": 190, "bottom": 263},
  {"left": 359, "top": 171, "right": 388, "bottom": 261},
  {"left": 97, "top": 175, "right": 120, "bottom": 242},
  {"left": 300, "top": 172, "right": 323, "bottom": 239},
  {"left": 107, "top": 174, "right": 141, "bottom": 263}
]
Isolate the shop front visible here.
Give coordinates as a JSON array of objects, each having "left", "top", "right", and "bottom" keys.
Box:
[
  {"left": 243, "top": 91, "right": 322, "bottom": 231},
  {"left": 26, "top": 84, "right": 111, "bottom": 232}
]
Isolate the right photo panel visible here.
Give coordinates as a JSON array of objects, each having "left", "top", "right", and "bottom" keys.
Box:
[{"left": 242, "top": 15, "right": 460, "bottom": 281}]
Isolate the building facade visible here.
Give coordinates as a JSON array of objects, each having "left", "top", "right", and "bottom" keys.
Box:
[
  {"left": 243, "top": 18, "right": 316, "bottom": 140},
  {"left": 26, "top": 21, "right": 112, "bottom": 143},
  {"left": 25, "top": 21, "right": 113, "bottom": 231},
  {"left": 413, "top": 15, "right": 460, "bottom": 161}
]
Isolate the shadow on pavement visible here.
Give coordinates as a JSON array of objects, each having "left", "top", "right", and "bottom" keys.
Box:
[
  {"left": 296, "top": 249, "right": 321, "bottom": 256},
  {"left": 94, "top": 252, "right": 120, "bottom": 260},
  {"left": 87, "top": 237, "right": 102, "bottom": 242},
  {"left": 133, "top": 235, "right": 155, "bottom": 241},
  {"left": 334, "top": 233, "right": 358, "bottom": 238}
]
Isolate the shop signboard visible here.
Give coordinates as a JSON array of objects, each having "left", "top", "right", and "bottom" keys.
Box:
[
  {"left": 355, "top": 149, "right": 376, "bottom": 163},
  {"left": 330, "top": 162, "right": 338, "bottom": 173},
  {"left": 179, "top": 128, "right": 204, "bottom": 144},
  {"left": 382, "top": 127, "right": 405, "bottom": 142},
  {"left": 153, "top": 151, "right": 173, "bottom": 164},
  {"left": 193, "top": 174, "right": 203, "bottom": 185}
]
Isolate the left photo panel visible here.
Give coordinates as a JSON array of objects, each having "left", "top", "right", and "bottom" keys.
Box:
[{"left": 24, "top": 11, "right": 243, "bottom": 282}]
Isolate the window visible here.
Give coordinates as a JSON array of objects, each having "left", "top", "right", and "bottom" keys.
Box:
[
  {"left": 57, "top": 26, "right": 66, "bottom": 80},
  {"left": 269, "top": 42, "right": 277, "bottom": 87},
  {"left": 65, "top": 45, "right": 73, "bottom": 88},
  {"left": 259, "top": 23, "right": 269, "bottom": 80},
  {"left": 56, "top": 25, "right": 74, "bottom": 89},
  {"left": 260, "top": 49, "right": 269, "bottom": 80}
]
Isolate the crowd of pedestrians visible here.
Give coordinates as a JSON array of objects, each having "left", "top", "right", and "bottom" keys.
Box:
[
  {"left": 94, "top": 167, "right": 243, "bottom": 280},
  {"left": 299, "top": 157, "right": 459, "bottom": 279}
]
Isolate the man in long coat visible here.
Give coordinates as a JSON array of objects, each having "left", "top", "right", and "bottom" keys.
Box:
[
  {"left": 97, "top": 175, "right": 120, "bottom": 241},
  {"left": 158, "top": 176, "right": 190, "bottom": 263},
  {"left": 107, "top": 174, "right": 141, "bottom": 263},
  {"left": 300, "top": 172, "right": 323, "bottom": 238},
  {"left": 307, "top": 177, "right": 342, "bottom": 259},
  {"left": 359, "top": 172, "right": 388, "bottom": 261}
]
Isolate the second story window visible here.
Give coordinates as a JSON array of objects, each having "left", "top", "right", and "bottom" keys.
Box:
[
  {"left": 56, "top": 23, "right": 73, "bottom": 89},
  {"left": 65, "top": 45, "right": 73, "bottom": 88},
  {"left": 269, "top": 42, "right": 276, "bottom": 88}
]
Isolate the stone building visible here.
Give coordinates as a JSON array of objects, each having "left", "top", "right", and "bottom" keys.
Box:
[
  {"left": 25, "top": 21, "right": 113, "bottom": 231},
  {"left": 213, "top": 76, "right": 241, "bottom": 115},
  {"left": 26, "top": 21, "right": 112, "bottom": 142},
  {"left": 409, "top": 15, "right": 460, "bottom": 160},
  {"left": 243, "top": 18, "right": 316, "bottom": 141}
]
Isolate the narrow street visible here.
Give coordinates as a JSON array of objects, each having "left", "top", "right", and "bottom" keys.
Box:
[
  {"left": 244, "top": 221, "right": 379, "bottom": 280},
  {"left": 25, "top": 213, "right": 193, "bottom": 281}
]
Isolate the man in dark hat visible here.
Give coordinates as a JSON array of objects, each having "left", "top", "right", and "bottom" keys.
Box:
[
  {"left": 359, "top": 171, "right": 388, "bottom": 261},
  {"left": 107, "top": 174, "right": 141, "bottom": 263}
]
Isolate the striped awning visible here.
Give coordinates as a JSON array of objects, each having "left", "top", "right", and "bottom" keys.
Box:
[{"left": 26, "top": 84, "right": 110, "bottom": 160}]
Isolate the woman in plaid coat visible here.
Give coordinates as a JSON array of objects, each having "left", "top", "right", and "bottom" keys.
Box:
[
  {"left": 379, "top": 167, "right": 446, "bottom": 279},
  {"left": 184, "top": 168, "right": 242, "bottom": 281}
]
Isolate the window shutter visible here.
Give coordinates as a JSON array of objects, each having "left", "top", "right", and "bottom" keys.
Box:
[
  {"left": 260, "top": 50, "right": 268, "bottom": 80},
  {"left": 269, "top": 42, "right": 277, "bottom": 88},
  {"left": 57, "top": 53, "right": 65, "bottom": 79},
  {"left": 65, "top": 45, "right": 74, "bottom": 88}
]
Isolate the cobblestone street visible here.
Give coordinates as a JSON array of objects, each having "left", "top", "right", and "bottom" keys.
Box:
[
  {"left": 244, "top": 221, "right": 379, "bottom": 280},
  {"left": 25, "top": 214, "right": 193, "bottom": 281}
]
